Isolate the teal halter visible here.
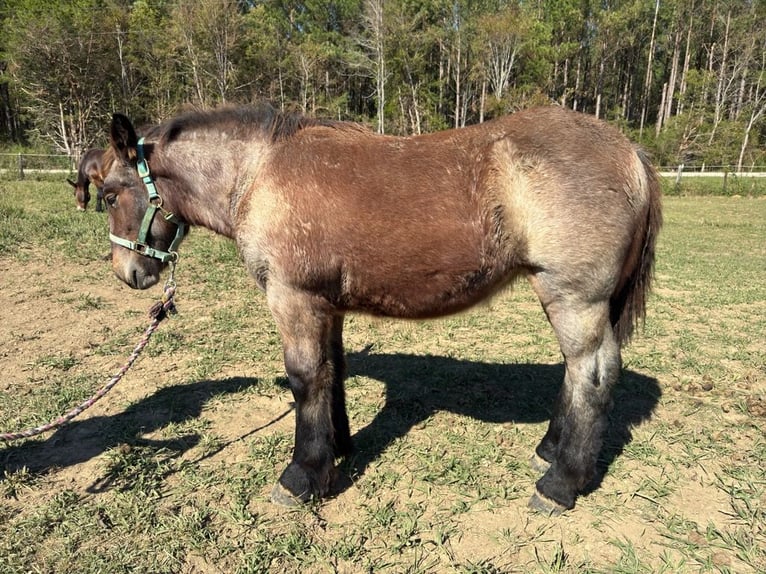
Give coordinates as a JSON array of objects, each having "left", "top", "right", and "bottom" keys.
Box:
[{"left": 109, "top": 137, "right": 186, "bottom": 263}]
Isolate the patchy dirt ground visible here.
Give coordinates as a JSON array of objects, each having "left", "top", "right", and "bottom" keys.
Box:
[{"left": 1, "top": 202, "right": 765, "bottom": 573}]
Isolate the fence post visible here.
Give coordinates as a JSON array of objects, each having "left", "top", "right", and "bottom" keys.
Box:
[
  {"left": 675, "top": 163, "right": 684, "bottom": 188},
  {"left": 17, "top": 153, "right": 24, "bottom": 179}
]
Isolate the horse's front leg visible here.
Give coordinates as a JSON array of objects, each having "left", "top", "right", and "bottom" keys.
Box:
[
  {"left": 267, "top": 283, "right": 348, "bottom": 505},
  {"left": 95, "top": 187, "right": 105, "bottom": 212},
  {"left": 329, "top": 314, "right": 353, "bottom": 458}
]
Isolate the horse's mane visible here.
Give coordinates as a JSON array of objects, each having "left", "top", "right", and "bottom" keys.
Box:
[
  {"left": 160, "top": 103, "right": 365, "bottom": 145},
  {"left": 99, "top": 104, "right": 368, "bottom": 174},
  {"left": 100, "top": 145, "right": 117, "bottom": 176}
]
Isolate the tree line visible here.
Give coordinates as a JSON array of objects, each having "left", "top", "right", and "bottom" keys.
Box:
[{"left": 0, "top": 0, "right": 764, "bottom": 171}]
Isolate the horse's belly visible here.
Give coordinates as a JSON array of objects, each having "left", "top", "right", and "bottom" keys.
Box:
[{"left": 339, "top": 260, "right": 512, "bottom": 319}]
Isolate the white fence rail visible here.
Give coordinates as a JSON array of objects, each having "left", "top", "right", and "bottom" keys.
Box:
[
  {"left": 0, "top": 153, "right": 74, "bottom": 178},
  {"left": 658, "top": 171, "right": 766, "bottom": 178}
]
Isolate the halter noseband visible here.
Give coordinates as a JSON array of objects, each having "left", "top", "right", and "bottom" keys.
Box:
[{"left": 109, "top": 137, "right": 186, "bottom": 263}]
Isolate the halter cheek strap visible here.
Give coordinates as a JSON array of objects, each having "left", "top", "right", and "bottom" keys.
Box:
[{"left": 109, "top": 137, "right": 186, "bottom": 263}]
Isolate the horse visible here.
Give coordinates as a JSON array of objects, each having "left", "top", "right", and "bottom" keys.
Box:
[
  {"left": 100, "top": 103, "right": 662, "bottom": 515},
  {"left": 68, "top": 148, "right": 106, "bottom": 211}
]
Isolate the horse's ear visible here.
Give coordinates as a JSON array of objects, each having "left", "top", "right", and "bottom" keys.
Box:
[{"left": 110, "top": 113, "right": 138, "bottom": 163}]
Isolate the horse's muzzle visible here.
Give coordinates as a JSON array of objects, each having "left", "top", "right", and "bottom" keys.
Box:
[{"left": 113, "top": 256, "right": 162, "bottom": 290}]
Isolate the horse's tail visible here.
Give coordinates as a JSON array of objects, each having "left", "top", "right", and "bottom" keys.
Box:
[{"left": 610, "top": 149, "right": 663, "bottom": 346}]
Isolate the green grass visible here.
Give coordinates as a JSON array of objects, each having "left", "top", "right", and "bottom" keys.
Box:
[
  {"left": 660, "top": 174, "right": 766, "bottom": 197},
  {"left": 1, "top": 180, "right": 765, "bottom": 572}
]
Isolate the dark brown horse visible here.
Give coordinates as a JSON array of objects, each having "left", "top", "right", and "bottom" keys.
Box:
[
  {"left": 100, "top": 103, "right": 661, "bottom": 514},
  {"left": 68, "top": 148, "right": 105, "bottom": 211}
]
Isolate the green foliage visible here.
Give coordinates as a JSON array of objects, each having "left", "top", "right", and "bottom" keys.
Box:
[
  {"left": 0, "top": 0, "right": 764, "bottom": 168},
  {"left": 2, "top": 0, "right": 127, "bottom": 151}
]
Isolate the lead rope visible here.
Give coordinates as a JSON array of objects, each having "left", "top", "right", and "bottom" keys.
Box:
[{"left": 0, "top": 278, "right": 177, "bottom": 443}]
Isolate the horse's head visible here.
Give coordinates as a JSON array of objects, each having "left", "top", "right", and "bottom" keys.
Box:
[
  {"left": 102, "top": 113, "right": 186, "bottom": 290},
  {"left": 67, "top": 178, "right": 90, "bottom": 211}
]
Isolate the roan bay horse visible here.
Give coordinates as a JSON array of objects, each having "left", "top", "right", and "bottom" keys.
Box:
[
  {"left": 101, "top": 103, "right": 661, "bottom": 514},
  {"left": 68, "top": 148, "right": 105, "bottom": 211}
]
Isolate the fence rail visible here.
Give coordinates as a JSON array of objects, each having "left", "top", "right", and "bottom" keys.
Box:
[
  {"left": 657, "top": 170, "right": 766, "bottom": 178},
  {"left": 0, "top": 153, "right": 74, "bottom": 178}
]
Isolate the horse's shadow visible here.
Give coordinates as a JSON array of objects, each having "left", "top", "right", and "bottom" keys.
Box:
[
  {"left": 343, "top": 350, "right": 661, "bottom": 494},
  {"left": 0, "top": 377, "right": 264, "bottom": 491},
  {"left": 1, "top": 353, "right": 660, "bottom": 498}
]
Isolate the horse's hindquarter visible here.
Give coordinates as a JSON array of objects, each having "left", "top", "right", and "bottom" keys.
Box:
[
  {"left": 82, "top": 149, "right": 105, "bottom": 184},
  {"left": 243, "top": 126, "right": 520, "bottom": 319},
  {"left": 494, "top": 108, "right": 652, "bottom": 297}
]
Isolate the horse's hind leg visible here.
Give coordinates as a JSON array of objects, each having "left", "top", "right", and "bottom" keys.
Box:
[
  {"left": 528, "top": 281, "right": 621, "bottom": 513},
  {"left": 267, "top": 283, "right": 350, "bottom": 505}
]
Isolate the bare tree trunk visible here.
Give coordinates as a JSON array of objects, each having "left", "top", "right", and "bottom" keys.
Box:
[
  {"left": 479, "top": 76, "right": 486, "bottom": 123},
  {"left": 640, "top": 0, "right": 660, "bottom": 139},
  {"left": 404, "top": 63, "right": 422, "bottom": 134},
  {"left": 363, "top": 0, "right": 386, "bottom": 134},
  {"left": 454, "top": 34, "right": 462, "bottom": 128},
  {"left": 737, "top": 70, "right": 765, "bottom": 172},
  {"left": 708, "top": 9, "right": 731, "bottom": 145},
  {"left": 664, "top": 28, "right": 681, "bottom": 124},
  {"left": 678, "top": 4, "right": 694, "bottom": 116},
  {"left": 188, "top": 42, "right": 206, "bottom": 106},
  {"left": 212, "top": 7, "right": 236, "bottom": 104},
  {"left": 459, "top": 81, "right": 471, "bottom": 127},
  {"left": 655, "top": 82, "right": 667, "bottom": 135},
  {"left": 438, "top": 42, "right": 446, "bottom": 119},
  {"left": 621, "top": 71, "right": 631, "bottom": 120},
  {"left": 397, "top": 89, "right": 406, "bottom": 133},
  {"left": 58, "top": 102, "right": 72, "bottom": 157},
  {"left": 734, "top": 65, "right": 747, "bottom": 120},
  {"left": 594, "top": 42, "right": 605, "bottom": 119},
  {"left": 573, "top": 53, "right": 582, "bottom": 111},
  {"left": 375, "top": 19, "right": 385, "bottom": 133},
  {"left": 116, "top": 24, "right": 129, "bottom": 107},
  {"left": 298, "top": 52, "right": 310, "bottom": 112},
  {"left": 486, "top": 32, "right": 518, "bottom": 102}
]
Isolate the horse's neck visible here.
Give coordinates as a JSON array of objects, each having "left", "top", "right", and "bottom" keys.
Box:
[{"left": 161, "top": 143, "right": 241, "bottom": 238}]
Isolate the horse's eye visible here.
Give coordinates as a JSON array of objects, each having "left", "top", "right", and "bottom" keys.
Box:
[{"left": 105, "top": 194, "right": 118, "bottom": 208}]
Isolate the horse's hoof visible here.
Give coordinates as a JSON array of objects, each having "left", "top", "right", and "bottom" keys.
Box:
[
  {"left": 530, "top": 453, "right": 551, "bottom": 474},
  {"left": 528, "top": 491, "right": 568, "bottom": 516},
  {"left": 270, "top": 483, "right": 305, "bottom": 507}
]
